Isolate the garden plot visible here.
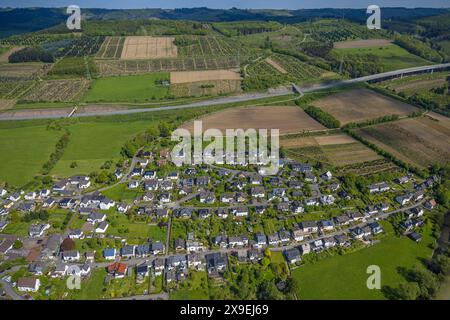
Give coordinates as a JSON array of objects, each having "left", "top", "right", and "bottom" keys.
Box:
[
  {"left": 121, "top": 36, "right": 178, "bottom": 59},
  {"left": 181, "top": 106, "right": 325, "bottom": 134},
  {"left": 170, "top": 69, "right": 241, "bottom": 84},
  {"left": 312, "top": 89, "right": 419, "bottom": 125},
  {"left": 22, "top": 79, "right": 90, "bottom": 102}
]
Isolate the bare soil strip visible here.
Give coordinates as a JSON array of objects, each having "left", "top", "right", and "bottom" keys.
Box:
[
  {"left": 333, "top": 39, "right": 393, "bottom": 49},
  {"left": 170, "top": 69, "right": 242, "bottom": 84},
  {"left": 265, "top": 57, "right": 288, "bottom": 74}
]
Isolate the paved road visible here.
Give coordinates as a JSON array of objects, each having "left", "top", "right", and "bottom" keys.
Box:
[{"left": 1, "top": 63, "right": 449, "bottom": 121}]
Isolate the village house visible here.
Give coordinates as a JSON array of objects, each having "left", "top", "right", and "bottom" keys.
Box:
[
  {"left": 233, "top": 207, "right": 249, "bottom": 217},
  {"left": 198, "top": 191, "right": 215, "bottom": 204},
  {"left": 95, "top": 221, "right": 109, "bottom": 233},
  {"left": 251, "top": 187, "right": 265, "bottom": 198},
  {"left": 62, "top": 250, "right": 80, "bottom": 262},
  {"left": 300, "top": 243, "right": 311, "bottom": 255},
  {"left": 107, "top": 262, "right": 128, "bottom": 278},
  {"left": 300, "top": 221, "right": 318, "bottom": 234},
  {"left": 17, "top": 277, "right": 40, "bottom": 292},
  {"left": 103, "top": 248, "right": 116, "bottom": 260}
]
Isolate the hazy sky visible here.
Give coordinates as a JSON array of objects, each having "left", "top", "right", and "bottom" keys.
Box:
[{"left": 0, "top": 0, "right": 449, "bottom": 9}]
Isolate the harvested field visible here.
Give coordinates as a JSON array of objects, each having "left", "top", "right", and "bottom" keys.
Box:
[
  {"left": 95, "top": 56, "right": 243, "bottom": 76},
  {"left": 334, "top": 39, "right": 392, "bottom": 49},
  {"left": 281, "top": 134, "right": 382, "bottom": 166},
  {"left": 181, "top": 106, "right": 326, "bottom": 134},
  {"left": 170, "top": 80, "right": 241, "bottom": 97},
  {"left": 312, "top": 89, "right": 419, "bottom": 125},
  {"left": 22, "top": 79, "right": 90, "bottom": 102},
  {"left": 0, "top": 46, "right": 24, "bottom": 63},
  {"left": 356, "top": 114, "right": 450, "bottom": 168},
  {"left": 393, "top": 78, "right": 446, "bottom": 93},
  {"left": 265, "top": 57, "right": 287, "bottom": 74},
  {"left": 170, "top": 69, "right": 242, "bottom": 84},
  {"left": 121, "top": 36, "right": 178, "bottom": 59}
]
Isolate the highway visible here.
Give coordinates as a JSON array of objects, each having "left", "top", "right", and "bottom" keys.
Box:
[{"left": 0, "top": 63, "right": 449, "bottom": 121}]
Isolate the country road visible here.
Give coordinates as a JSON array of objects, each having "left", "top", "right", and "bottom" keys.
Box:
[{"left": 0, "top": 63, "right": 449, "bottom": 121}]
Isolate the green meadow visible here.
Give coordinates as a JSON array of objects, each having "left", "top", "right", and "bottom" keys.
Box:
[
  {"left": 291, "top": 222, "right": 435, "bottom": 300},
  {"left": 0, "top": 125, "right": 61, "bottom": 186},
  {"left": 334, "top": 44, "right": 430, "bottom": 71},
  {"left": 83, "top": 73, "right": 170, "bottom": 102}
]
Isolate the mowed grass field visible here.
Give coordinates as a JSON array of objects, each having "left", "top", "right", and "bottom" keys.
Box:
[
  {"left": 292, "top": 222, "right": 434, "bottom": 300},
  {"left": 333, "top": 44, "right": 430, "bottom": 71},
  {"left": 311, "top": 89, "right": 419, "bottom": 125},
  {"left": 51, "top": 121, "right": 150, "bottom": 177},
  {"left": 83, "top": 73, "right": 169, "bottom": 102},
  {"left": 356, "top": 113, "right": 450, "bottom": 168},
  {"left": 0, "top": 125, "right": 61, "bottom": 186}
]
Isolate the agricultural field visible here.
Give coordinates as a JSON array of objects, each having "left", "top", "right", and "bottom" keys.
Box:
[
  {"left": 332, "top": 44, "right": 430, "bottom": 71},
  {"left": 121, "top": 36, "right": 178, "bottom": 59},
  {"left": 175, "top": 35, "right": 255, "bottom": 57},
  {"left": 355, "top": 113, "right": 450, "bottom": 168},
  {"left": 333, "top": 39, "right": 393, "bottom": 49},
  {"left": 311, "top": 89, "right": 419, "bottom": 125},
  {"left": 96, "top": 56, "right": 243, "bottom": 76},
  {"left": 21, "top": 79, "right": 90, "bottom": 102},
  {"left": 170, "top": 69, "right": 241, "bottom": 84},
  {"left": 83, "top": 73, "right": 169, "bottom": 102},
  {"left": 181, "top": 105, "right": 326, "bottom": 134},
  {"left": 170, "top": 79, "right": 241, "bottom": 98},
  {"left": 0, "top": 62, "right": 47, "bottom": 80},
  {"left": 0, "top": 80, "right": 35, "bottom": 99},
  {"left": 0, "top": 46, "right": 24, "bottom": 62},
  {"left": 48, "top": 57, "right": 95, "bottom": 78},
  {"left": 281, "top": 134, "right": 382, "bottom": 167},
  {"left": 244, "top": 53, "right": 336, "bottom": 90},
  {"left": 48, "top": 36, "right": 105, "bottom": 58},
  {"left": 96, "top": 36, "right": 125, "bottom": 59},
  {"left": 379, "top": 71, "right": 450, "bottom": 115},
  {"left": 292, "top": 222, "right": 435, "bottom": 300}
]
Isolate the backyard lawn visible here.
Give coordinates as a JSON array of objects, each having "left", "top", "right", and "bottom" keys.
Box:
[{"left": 291, "top": 221, "right": 435, "bottom": 299}]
